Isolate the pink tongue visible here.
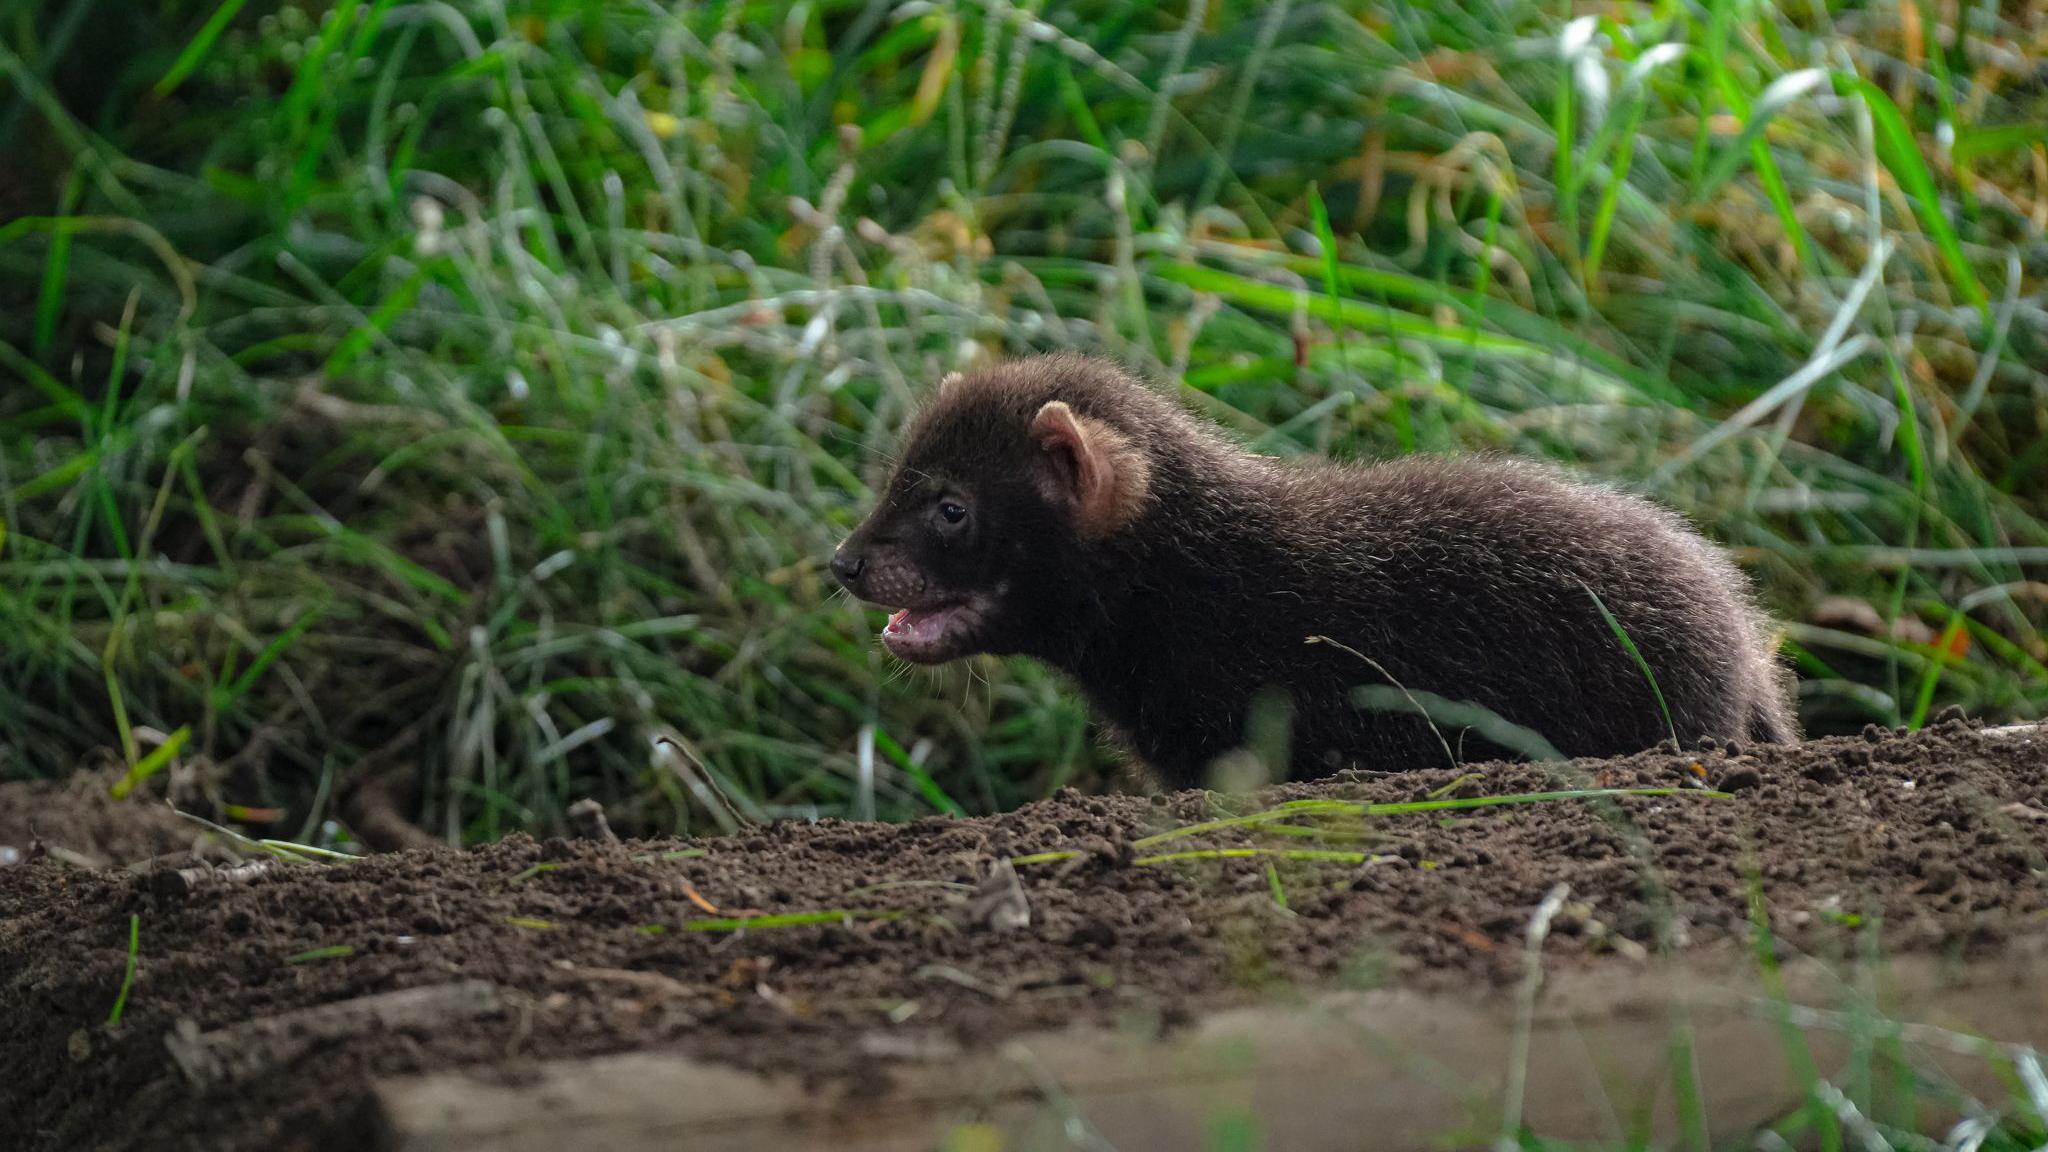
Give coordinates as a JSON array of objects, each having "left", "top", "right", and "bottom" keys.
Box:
[{"left": 888, "top": 609, "right": 910, "bottom": 630}]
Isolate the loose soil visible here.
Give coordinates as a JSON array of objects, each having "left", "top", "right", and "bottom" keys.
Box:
[
  {"left": 0, "top": 771, "right": 201, "bottom": 870},
  {"left": 4, "top": 717, "right": 2046, "bottom": 1152}
]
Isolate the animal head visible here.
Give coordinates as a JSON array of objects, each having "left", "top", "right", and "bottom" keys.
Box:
[{"left": 831, "top": 355, "right": 1158, "bottom": 664}]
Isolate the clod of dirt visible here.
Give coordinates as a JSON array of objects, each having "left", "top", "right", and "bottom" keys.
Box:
[
  {"left": 565, "top": 798, "right": 619, "bottom": 843},
  {"left": 3, "top": 724, "right": 2045, "bottom": 1152},
  {"left": 1715, "top": 764, "right": 1763, "bottom": 792},
  {"left": 1919, "top": 862, "right": 1962, "bottom": 895}
]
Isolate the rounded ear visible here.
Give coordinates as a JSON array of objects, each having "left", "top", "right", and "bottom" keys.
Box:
[{"left": 1030, "top": 400, "right": 1152, "bottom": 538}]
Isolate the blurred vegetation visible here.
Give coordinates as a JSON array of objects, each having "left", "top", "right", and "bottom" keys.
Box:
[{"left": 0, "top": 0, "right": 2044, "bottom": 843}]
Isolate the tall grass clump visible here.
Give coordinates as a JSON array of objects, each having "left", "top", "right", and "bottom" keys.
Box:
[{"left": 0, "top": 0, "right": 2042, "bottom": 840}]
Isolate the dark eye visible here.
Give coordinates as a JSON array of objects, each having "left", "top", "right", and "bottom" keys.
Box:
[{"left": 937, "top": 499, "right": 968, "bottom": 525}]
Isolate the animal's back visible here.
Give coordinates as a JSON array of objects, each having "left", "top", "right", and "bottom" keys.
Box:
[{"left": 1228, "top": 453, "right": 1796, "bottom": 767}]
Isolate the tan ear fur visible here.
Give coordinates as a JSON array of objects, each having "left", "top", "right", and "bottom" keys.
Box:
[
  {"left": 1030, "top": 400, "right": 1152, "bottom": 538},
  {"left": 935, "top": 371, "right": 965, "bottom": 397}
]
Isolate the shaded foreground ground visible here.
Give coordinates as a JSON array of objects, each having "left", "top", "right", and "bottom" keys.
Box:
[{"left": 4, "top": 718, "right": 2046, "bottom": 1152}]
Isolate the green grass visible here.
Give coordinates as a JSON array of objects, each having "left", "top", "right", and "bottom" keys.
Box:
[
  {"left": 1581, "top": 581, "right": 1679, "bottom": 750},
  {"left": 1004, "top": 787, "right": 1724, "bottom": 876},
  {"left": 106, "top": 913, "right": 139, "bottom": 1027},
  {"left": 0, "top": 0, "right": 2043, "bottom": 846},
  {"left": 1127, "top": 787, "right": 1720, "bottom": 849},
  {"left": 676, "top": 908, "right": 903, "bottom": 933}
]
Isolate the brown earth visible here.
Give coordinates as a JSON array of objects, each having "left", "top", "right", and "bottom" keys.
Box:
[
  {"left": 0, "top": 771, "right": 203, "bottom": 870},
  {"left": 3, "top": 716, "right": 2046, "bottom": 1152}
]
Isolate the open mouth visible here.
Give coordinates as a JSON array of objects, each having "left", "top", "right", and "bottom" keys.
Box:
[{"left": 880, "top": 603, "right": 979, "bottom": 664}]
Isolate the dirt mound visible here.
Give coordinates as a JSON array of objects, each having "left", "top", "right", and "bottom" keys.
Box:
[
  {"left": 3, "top": 719, "right": 2045, "bottom": 1152},
  {"left": 0, "top": 773, "right": 202, "bottom": 870}
]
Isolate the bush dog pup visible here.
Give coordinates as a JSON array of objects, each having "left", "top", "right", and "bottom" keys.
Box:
[{"left": 832, "top": 354, "right": 1796, "bottom": 787}]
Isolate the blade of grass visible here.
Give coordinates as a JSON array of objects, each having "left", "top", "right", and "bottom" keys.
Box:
[
  {"left": 1264, "top": 861, "right": 1290, "bottom": 913},
  {"left": 1580, "top": 581, "right": 1678, "bottom": 749},
  {"left": 1256, "top": 250, "right": 1465, "bottom": 312},
  {"left": 1008, "top": 850, "right": 1082, "bottom": 867},
  {"left": 1703, "top": 0, "right": 1815, "bottom": 269},
  {"left": 1352, "top": 685, "right": 1565, "bottom": 763},
  {"left": 170, "top": 809, "right": 353, "bottom": 864},
  {"left": 1842, "top": 75, "right": 1989, "bottom": 317},
  {"left": 12, "top": 450, "right": 98, "bottom": 501},
  {"left": 1131, "top": 787, "right": 1719, "bottom": 850},
  {"left": 0, "top": 336, "right": 93, "bottom": 424},
  {"left": 680, "top": 909, "right": 902, "bottom": 933},
  {"left": 209, "top": 601, "right": 329, "bottom": 714},
  {"left": 1158, "top": 263, "right": 1551, "bottom": 359},
  {"left": 1671, "top": 1018, "right": 1711, "bottom": 1152},
  {"left": 107, "top": 914, "right": 140, "bottom": 1027},
  {"left": 278, "top": 0, "right": 364, "bottom": 217},
  {"left": 1051, "top": 58, "right": 1108, "bottom": 153},
  {"left": 153, "top": 0, "right": 254, "bottom": 98},
  {"left": 1650, "top": 334, "right": 1874, "bottom": 486},
  {"left": 1904, "top": 611, "right": 1966, "bottom": 730},
  {"left": 1132, "top": 847, "right": 1384, "bottom": 866},
  {"left": 1306, "top": 183, "right": 1351, "bottom": 374},
  {"left": 255, "top": 839, "right": 358, "bottom": 862},
  {"left": 1748, "top": 875, "right": 1845, "bottom": 1152},
  {"left": 1583, "top": 98, "right": 1644, "bottom": 292},
  {"left": 872, "top": 725, "right": 964, "bottom": 816},
  {"left": 1581, "top": 42, "right": 1686, "bottom": 287},
  {"left": 325, "top": 265, "right": 424, "bottom": 377},
  {"left": 32, "top": 173, "right": 81, "bottom": 359},
  {"left": 109, "top": 725, "right": 190, "bottom": 800},
  {"left": 1694, "top": 70, "right": 1828, "bottom": 201},
  {"left": 1552, "top": 21, "right": 1582, "bottom": 277},
  {"left": 1309, "top": 634, "right": 1456, "bottom": 768},
  {"left": 1951, "top": 123, "right": 2046, "bottom": 163}
]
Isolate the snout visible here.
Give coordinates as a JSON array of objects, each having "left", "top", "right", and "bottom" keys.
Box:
[
  {"left": 830, "top": 538, "right": 928, "bottom": 608},
  {"left": 830, "top": 546, "right": 866, "bottom": 592}
]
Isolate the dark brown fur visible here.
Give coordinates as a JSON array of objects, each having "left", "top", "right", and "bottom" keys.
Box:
[{"left": 833, "top": 354, "right": 1798, "bottom": 788}]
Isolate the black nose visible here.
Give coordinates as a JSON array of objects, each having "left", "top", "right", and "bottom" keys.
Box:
[{"left": 831, "top": 550, "right": 865, "bottom": 587}]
